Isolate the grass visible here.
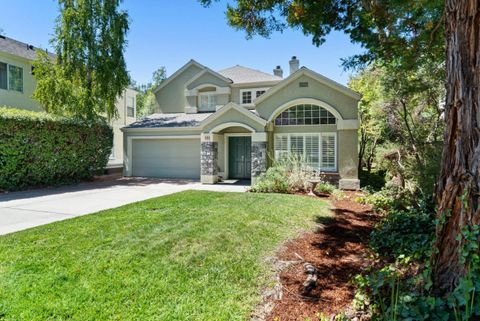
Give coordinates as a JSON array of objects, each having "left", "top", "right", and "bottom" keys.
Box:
[{"left": 0, "top": 191, "right": 330, "bottom": 321}]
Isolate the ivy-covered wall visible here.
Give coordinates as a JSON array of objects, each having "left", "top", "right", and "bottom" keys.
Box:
[{"left": 0, "top": 107, "right": 113, "bottom": 191}]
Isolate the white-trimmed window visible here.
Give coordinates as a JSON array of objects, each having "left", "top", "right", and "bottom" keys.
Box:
[
  {"left": 255, "top": 90, "right": 266, "bottom": 98},
  {"left": 274, "top": 133, "right": 337, "bottom": 172},
  {"left": 240, "top": 88, "right": 268, "bottom": 104},
  {"left": 274, "top": 104, "right": 336, "bottom": 126},
  {"left": 0, "top": 61, "right": 23, "bottom": 92},
  {"left": 126, "top": 96, "right": 135, "bottom": 117},
  {"left": 199, "top": 92, "right": 216, "bottom": 111}
]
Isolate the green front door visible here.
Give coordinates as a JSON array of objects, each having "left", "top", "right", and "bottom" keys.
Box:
[{"left": 228, "top": 136, "right": 252, "bottom": 179}]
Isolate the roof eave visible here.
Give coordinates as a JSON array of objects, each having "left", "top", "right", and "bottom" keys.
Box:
[
  {"left": 121, "top": 125, "right": 202, "bottom": 132},
  {"left": 230, "top": 80, "right": 282, "bottom": 87}
]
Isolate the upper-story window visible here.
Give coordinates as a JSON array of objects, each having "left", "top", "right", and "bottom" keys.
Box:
[
  {"left": 274, "top": 104, "right": 337, "bottom": 126},
  {"left": 126, "top": 96, "right": 135, "bottom": 117},
  {"left": 240, "top": 88, "right": 268, "bottom": 105},
  {"left": 241, "top": 91, "right": 252, "bottom": 104},
  {"left": 255, "top": 90, "right": 266, "bottom": 97},
  {"left": 0, "top": 62, "right": 23, "bottom": 92},
  {"left": 199, "top": 92, "right": 216, "bottom": 111}
]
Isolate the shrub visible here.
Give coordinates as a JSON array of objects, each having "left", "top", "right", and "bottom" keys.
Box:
[
  {"left": 359, "top": 169, "right": 386, "bottom": 191},
  {"left": 249, "top": 165, "right": 290, "bottom": 193},
  {"left": 315, "top": 182, "right": 336, "bottom": 194},
  {"left": 357, "top": 182, "right": 415, "bottom": 212},
  {"left": 370, "top": 207, "right": 435, "bottom": 259},
  {"left": 0, "top": 107, "right": 113, "bottom": 191},
  {"left": 250, "top": 154, "right": 316, "bottom": 193}
]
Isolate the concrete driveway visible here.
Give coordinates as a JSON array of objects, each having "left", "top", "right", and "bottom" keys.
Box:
[{"left": 0, "top": 177, "right": 248, "bottom": 236}]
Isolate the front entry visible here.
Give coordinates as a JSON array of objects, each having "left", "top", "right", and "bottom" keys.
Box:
[{"left": 228, "top": 136, "right": 252, "bottom": 179}]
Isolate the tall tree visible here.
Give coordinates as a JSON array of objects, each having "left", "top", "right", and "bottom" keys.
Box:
[
  {"left": 33, "top": 0, "right": 130, "bottom": 120},
  {"left": 348, "top": 66, "right": 387, "bottom": 173},
  {"left": 132, "top": 66, "right": 167, "bottom": 118},
  {"left": 432, "top": 0, "right": 480, "bottom": 295},
  {"left": 200, "top": 0, "right": 479, "bottom": 296}
]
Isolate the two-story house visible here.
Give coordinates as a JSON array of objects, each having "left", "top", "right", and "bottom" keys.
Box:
[
  {"left": 122, "top": 57, "right": 360, "bottom": 189},
  {"left": 0, "top": 35, "right": 137, "bottom": 167}
]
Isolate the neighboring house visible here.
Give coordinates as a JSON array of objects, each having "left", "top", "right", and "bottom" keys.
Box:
[
  {"left": 0, "top": 35, "right": 137, "bottom": 167},
  {"left": 123, "top": 57, "right": 361, "bottom": 189}
]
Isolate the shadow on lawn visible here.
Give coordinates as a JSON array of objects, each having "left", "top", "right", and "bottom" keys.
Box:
[{"left": 0, "top": 177, "right": 198, "bottom": 203}]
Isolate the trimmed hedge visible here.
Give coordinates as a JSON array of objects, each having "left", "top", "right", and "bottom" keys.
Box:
[{"left": 0, "top": 107, "right": 113, "bottom": 191}]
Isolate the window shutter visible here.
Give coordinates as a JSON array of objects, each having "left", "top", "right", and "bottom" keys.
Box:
[
  {"left": 290, "top": 135, "right": 304, "bottom": 157},
  {"left": 274, "top": 135, "right": 288, "bottom": 160},
  {"left": 305, "top": 135, "right": 320, "bottom": 170},
  {"left": 321, "top": 134, "right": 336, "bottom": 171}
]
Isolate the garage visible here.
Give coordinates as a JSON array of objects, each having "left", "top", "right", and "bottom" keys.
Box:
[{"left": 131, "top": 138, "right": 201, "bottom": 179}]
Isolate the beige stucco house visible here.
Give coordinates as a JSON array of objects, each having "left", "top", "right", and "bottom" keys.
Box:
[
  {"left": 123, "top": 57, "right": 361, "bottom": 189},
  {"left": 0, "top": 35, "right": 137, "bottom": 167}
]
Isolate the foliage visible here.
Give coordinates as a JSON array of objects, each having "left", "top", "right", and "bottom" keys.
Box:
[
  {"left": 0, "top": 107, "right": 112, "bottom": 191},
  {"left": 354, "top": 190, "right": 479, "bottom": 320},
  {"left": 349, "top": 66, "right": 388, "bottom": 172},
  {"left": 370, "top": 208, "right": 436, "bottom": 260},
  {"left": 249, "top": 165, "right": 290, "bottom": 193},
  {"left": 354, "top": 247, "right": 480, "bottom": 321},
  {"left": 315, "top": 182, "right": 336, "bottom": 195},
  {"left": 357, "top": 182, "right": 416, "bottom": 213},
  {"left": 132, "top": 66, "right": 167, "bottom": 118},
  {"left": 349, "top": 65, "right": 444, "bottom": 198},
  {"left": 33, "top": 0, "right": 130, "bottom": 120},
  {"left": 0, "top": 191, "right": 330, "bottom": 320},
  {"left": 200, "top": 0, "right": 444, "bottom": 73},
  {"left": 251, "top": 154, "right": 331, "bottom": 193},
  {"left": 359, "top": 170, "right": 386, "bottom": 191}
]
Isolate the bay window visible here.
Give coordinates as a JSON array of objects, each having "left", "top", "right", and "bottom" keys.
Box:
[{"left": 274, "top": 133, "right": 337, "bottom": 172}]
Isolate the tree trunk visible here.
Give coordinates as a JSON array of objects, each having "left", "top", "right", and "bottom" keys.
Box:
[
  {"left": 432, "top": 0, "right": 480, "bottom": 296},
  {"left": 358, "top": 128, "right": 367, "bottom": 172}
]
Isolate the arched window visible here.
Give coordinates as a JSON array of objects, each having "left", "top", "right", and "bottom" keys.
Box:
[{"left": 274, "top": 104, "right": 336, "bottom": 126}]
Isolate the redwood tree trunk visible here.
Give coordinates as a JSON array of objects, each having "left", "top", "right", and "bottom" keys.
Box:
[{"left": 432, "top": 0, "right": 480, "bottom": 296}]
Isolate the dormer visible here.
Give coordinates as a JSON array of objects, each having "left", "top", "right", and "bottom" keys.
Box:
[
  {"left": 184, "top": 69, "right": 231, "bottom": 113},
  {"left": 217, "top": 65, "right": 282, "bottom": 109}
]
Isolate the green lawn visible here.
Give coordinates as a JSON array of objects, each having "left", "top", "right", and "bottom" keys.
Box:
[{"left": 0, "top": 191, "right": 329, "bottom": 321}]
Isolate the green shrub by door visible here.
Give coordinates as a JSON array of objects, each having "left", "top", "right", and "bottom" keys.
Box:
[{"left": 0, "top": 107, "right": 113, "bottom": 191}]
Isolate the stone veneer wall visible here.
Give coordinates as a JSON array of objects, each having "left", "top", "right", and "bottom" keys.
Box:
[
  {"left": 251, "top": 141, "right": 267, "bottom": 179},
  {"left": 201, "top": 142, "right": 218, "bottom": 176}
]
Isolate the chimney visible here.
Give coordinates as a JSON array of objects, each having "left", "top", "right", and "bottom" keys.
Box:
[
  {"left": 273, "top": 65, "right": 283, "bottom": 78},
  {"left": 289, "top": 56, "right": 299, "bottom": 74}
]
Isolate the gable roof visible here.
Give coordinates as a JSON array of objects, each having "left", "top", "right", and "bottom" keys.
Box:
[
  {"left": 217, "top": 65, "right": 282, "bottom": 84},
  {"left": 201, "top": 102, "right": 267, "bottom": 128},
  {"left": 0, "top": 35, "right": 54, "bottom": 61},
  {"left": 152, "top": 59, "right": 232, "bottom": 94},
  {"left": 184, "top": 69, "right": 231, "bottom": 88},
  {"left": 255, "top": 67, "right": 361, "bottom": 104}
]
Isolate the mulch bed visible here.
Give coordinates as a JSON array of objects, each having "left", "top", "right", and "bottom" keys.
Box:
[{"left": 266, "top": 192, "right": 379, "bottom": 320}]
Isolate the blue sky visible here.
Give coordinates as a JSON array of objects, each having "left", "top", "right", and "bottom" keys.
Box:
[{"left": 0, "top": 0, "right": 364, "bottom": 85}]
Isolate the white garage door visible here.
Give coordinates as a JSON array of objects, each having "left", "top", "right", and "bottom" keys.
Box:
[{"left": 131, "top": 138, "right": 201, "bottom": 179}]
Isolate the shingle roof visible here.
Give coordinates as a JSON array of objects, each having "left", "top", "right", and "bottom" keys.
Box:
[
  {"left": 0, "top": 36, "right": 53, "bottom": 61},
  {"left": 218, "top": 65, "right": 282, "bottom": 84},
  {"left": 126, "top": 112, "right": 213, "bottom": 129}
]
